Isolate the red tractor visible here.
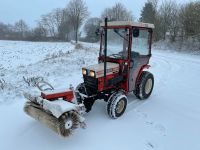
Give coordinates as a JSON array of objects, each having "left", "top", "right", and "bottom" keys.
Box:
[{"left": 24, "top": 18, "right": 155, "bottom": 137}]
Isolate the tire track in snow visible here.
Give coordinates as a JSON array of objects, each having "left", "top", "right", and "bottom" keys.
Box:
[
  {"left": 154, "top": 53, "right": 200, "bottom": 65},
  {"left": 151, "top": 54, "right": 181, "bottom": 95},
  {"left": 125, "top": 53, "right": 180, "bottom": 145},
  {"left": 129, "top": 52, "right": 200, "bottom": 147}
]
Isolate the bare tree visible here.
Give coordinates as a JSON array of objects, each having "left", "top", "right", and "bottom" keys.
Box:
[
  {"left": 0, "top": 23, "right": 17, "bottom": 40},
  {"left": 168, "top": 1, "right": 179, "bottom": 42},
  {"left": 66, "top": 0, "right": 89, "bottom": 43},
  {"left": 112, "top": 3, "right": 133, "bottom": 21},
  {"left": 33, "top": 23, "right": 47, "bottom": 40},
  {"left": 58, "top": 10, "right": 73, "bottom": 41},
  {"left": 179, "top": 1, "right": 200, "bottom": 38},
  {"left": 101, "top": 8, "right": 113, "bottom": 21},
  {"left": 101, "top": 3, "right": 134, "bottom": 21},
  {"left": 0, "top": 23, "right": 8, "bottom": 39},
  {"left": 40, "top": 13, "right": 57, "bottom": 37},
  {"left": 14, "top": 19, "right": 29, "bottom": 39},
  {"left": 52, "top": 8, "right": 64, "bottom": 30},
  {"left": 38, "top": 8, "right": 73, "bottom": 40},
  {"left": 84, "top": 17, "right": 101, "bottom": 42},
  {"left": 159, "top": 0, "right": 177, "bottom": 40}
]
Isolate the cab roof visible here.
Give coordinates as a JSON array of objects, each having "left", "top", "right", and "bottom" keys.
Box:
[{"left": 100, "top": 21, "right": 155, "bottom": 29}]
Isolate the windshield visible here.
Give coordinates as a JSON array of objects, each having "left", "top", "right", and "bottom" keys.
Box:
[{"left": 101, "top": 28, "right": 129, "bottom": 59}]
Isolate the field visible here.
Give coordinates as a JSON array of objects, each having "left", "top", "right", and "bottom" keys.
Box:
[{"left": 0, "top": 40, "right": 200, "bottom": 150}]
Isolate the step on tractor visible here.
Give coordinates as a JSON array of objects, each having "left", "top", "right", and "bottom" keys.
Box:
[{"left": 24, "top": 18, "right": 155, "bottom": 137}]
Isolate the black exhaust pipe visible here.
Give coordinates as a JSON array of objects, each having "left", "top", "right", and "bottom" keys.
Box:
[{"left": 104, "top": 18, "right": 108, "bottom": 87}]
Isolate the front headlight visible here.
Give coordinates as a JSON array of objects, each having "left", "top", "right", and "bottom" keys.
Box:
[
  {"left": 90, "top": 71, "right": 95, "bottom": 77},
  {"left": 82, "top": 68, "right": 87, "bottom": 75}
]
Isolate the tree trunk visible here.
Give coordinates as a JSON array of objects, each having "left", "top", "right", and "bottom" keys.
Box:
[
  {"left": 75, "top": 30, "right": 78, "bottom": 43},
  {"left": 75, "top": 21, "right": 79, "bottom": 43}
]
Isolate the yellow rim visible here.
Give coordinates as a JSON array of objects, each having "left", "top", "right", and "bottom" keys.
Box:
[
  {"left": 145, "top": 78, "right": 153, "bottom": 95},
  {"left": 116, "top": 100, "right": 125, "bottom": 114}
]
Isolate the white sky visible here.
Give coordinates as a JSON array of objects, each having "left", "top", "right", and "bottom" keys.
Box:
[{"left": 0, "top": 0, "right": 193, "bottom": 27}]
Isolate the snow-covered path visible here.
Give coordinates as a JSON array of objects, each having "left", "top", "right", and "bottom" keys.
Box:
[{"left": 0, "top": 41, "right": 200, "bottom": 150}]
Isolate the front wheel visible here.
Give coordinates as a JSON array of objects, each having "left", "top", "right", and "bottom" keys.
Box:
[
  {"left": 134, "top": 71, "right": 154, "bottom": 100},
  {"left": 107, "top": 91, "right": 128, "bottom": 119}
]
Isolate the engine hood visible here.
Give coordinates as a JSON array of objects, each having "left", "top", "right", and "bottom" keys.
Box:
[{"left": 85, "top": 62, "right": 119, "bottom": 78}]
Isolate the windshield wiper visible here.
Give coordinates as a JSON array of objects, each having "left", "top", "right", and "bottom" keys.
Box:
[{"left": 114, "top": 29, "right": 128, "bottom": 41}]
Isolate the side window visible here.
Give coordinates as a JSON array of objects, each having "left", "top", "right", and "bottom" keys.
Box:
[{"left": 132, "top": 28, "right": 150, "bottom": 56}]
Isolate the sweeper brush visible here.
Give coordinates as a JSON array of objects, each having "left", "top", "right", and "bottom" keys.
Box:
[
  {"left": 24, "top": 18, "right": 155, "bottom": 137},
  {"left": 24, "top": 102, "right": 80, "bottom": 137}
]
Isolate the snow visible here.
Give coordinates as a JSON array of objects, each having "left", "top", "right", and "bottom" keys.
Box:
[
  {"left": 42, "top": 99, "right": 77, "bottom": 118},
  {"left": 0, "top": 40, "right": 200, "bottom": 150}
]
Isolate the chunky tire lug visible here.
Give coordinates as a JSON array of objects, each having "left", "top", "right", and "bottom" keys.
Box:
[
  {"left": 107, "top": 90, "right": 127, "bottom": 119},
  {"left": 134, "top": 71, "right": 154, "bottom": 100}
]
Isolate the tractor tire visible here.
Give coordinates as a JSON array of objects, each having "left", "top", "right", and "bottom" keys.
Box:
[
  {"left": 107, "top": 91, "right": 127, "bottom": 119},
  {"left": 134, "top": 71, "right": 154, "bottom": 100}
]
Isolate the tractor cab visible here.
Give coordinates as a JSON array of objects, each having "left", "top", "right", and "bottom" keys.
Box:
[
  {"left": 98, "top": 21, "right": 154, "bottom": 93},
  {"left": 79, "top": 19, "right": 155, "bottom": 113},
  {"left": 90, "top": 21, "right": 154, "bottom": 93},
  {"left": 99, "top": 21, "right": 154, "bottom": 59}
]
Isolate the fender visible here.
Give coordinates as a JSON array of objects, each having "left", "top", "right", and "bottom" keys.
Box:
[{"left": 135, "top": 65, "right": 151, "bottom": 86}]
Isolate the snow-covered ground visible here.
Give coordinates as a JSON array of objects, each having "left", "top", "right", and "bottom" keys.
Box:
[{"left": 0, "top": 40, "right": 200, "bottom": 150}]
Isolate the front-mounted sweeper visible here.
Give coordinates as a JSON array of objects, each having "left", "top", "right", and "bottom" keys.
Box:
[{"left": 24, "top": 18, "right": 155, "bottom": 137}]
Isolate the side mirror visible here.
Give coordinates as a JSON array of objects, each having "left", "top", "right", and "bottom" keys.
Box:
[{"left": 133, "top": 28, "right": 140, "bottom": 38}]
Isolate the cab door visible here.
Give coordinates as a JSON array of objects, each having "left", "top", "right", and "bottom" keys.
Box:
[{"left": 129, "top": 28, "right": 152, "bottom": 92}]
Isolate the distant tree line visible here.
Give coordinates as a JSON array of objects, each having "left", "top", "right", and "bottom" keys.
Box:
[
  {"left": 140, "top": 0, "right": 200, "bottom": 43},
  {"left": 0, "top": 0, "right": 199, "bottom": 44},
  {"left": 83, "top": 2, "right": 134, "bottom": 42},
  {"left": 0, "top": 1, "right": 133, "bottom": 43},
  {"left": 0, "top": 0, "right": 89, "bottom": 43},
  {"left": 0, "top": 19, "right": 31, "bottom": 41}
]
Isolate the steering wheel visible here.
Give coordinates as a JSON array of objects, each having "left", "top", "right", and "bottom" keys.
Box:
[{"left": 110, "top": 53, "right": 123, "bottom": 58}]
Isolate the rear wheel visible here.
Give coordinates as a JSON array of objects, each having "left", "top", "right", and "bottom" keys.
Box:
[
  {"left": 134, "top": 71, "right": 154, "bottom": 100},
  {"left": 107, "top": 91, "right": 127, "bottom": 119}
]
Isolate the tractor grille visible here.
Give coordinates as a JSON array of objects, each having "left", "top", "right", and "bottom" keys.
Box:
[{"left": 83, "top": 75, "right": 98, "bottom": 96}]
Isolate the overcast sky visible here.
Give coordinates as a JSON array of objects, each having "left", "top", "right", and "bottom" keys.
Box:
[{"left": 0, "top": 0, "right": 193, "bottom": 27}]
